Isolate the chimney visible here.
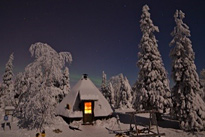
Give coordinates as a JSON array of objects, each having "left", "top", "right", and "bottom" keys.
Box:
[{"left": 83, "top": 74, "right": 88, "bottom": 80}]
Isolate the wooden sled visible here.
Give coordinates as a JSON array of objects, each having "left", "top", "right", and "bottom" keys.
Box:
[{"left": 53, "top": 129, "right": 62, "bottom": 133}]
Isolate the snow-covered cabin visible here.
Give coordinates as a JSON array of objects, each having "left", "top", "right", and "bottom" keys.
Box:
[{"left": 55, "top": 74, "right": 113, "bottom": 124}]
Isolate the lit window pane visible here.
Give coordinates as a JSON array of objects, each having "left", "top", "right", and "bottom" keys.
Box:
[{"left": 84, "top": 102, "right": 92, "bottom": 114}]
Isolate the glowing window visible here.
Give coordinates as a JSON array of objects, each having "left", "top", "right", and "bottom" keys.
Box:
[{"left": 84, "top": 102, "right": 92, "bottom": 114}]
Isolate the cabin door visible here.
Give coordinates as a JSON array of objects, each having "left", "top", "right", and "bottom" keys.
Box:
[{"left": 83, "top": 101, "right": 94, "bottom": 124}]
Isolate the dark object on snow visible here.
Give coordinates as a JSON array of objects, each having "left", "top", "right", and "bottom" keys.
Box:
[
  {"left": 53, "top": 129, "right": 62, "bottom": 133},
  {"left": 6, "top": 122, "right": 11, "bottom": 130},
  {"left": 83, "top": 74, "right": 88, "bottom": 79},
  {"left": 36, "top": 133, "right": 40, "bottom": 137},
  {"left": 1, "top": 123, "right": 5, "bottom": 130},
  {"left": 115, "top": 133, "right": 127, "bottom": 137},
  {"left": 2, "top": 115, "right": 11, "bottom": 130},
  {"left": 69, "top": 125, "right": 82, "bottom": 131},
  {"left": 14, "top": 93, "right": 19, "bottom": 98},
  {"left": 1, "top": 122, "right": 11, "bottom": 130}
]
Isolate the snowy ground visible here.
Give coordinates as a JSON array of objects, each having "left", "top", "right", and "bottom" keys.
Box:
[{"left": 0, "top": 108, "right": 205, "bottom": 137}]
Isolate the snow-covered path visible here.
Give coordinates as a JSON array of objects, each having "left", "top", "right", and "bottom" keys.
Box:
[
  {"left": 1, "top": 109, "right": 205, "bottom": 137},
  {"left": 0, "top": 119, "right": 114, "bottom": 137}
]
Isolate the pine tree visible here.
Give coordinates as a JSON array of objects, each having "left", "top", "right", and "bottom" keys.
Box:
[
  {"left": 170, "top": 10, "right": 205, "bottom": 131},
  {"left": 2, "top": 53, "right": 14, "bottom": 88},
  {"left": 134, "top": 5, "right": 171, "bottom": 114},
  {"left": 17, "top": 42, "right": 72, "bottom": 130},
  {"left": 1, "top": 53, "right": 15, "bottom": 107}
]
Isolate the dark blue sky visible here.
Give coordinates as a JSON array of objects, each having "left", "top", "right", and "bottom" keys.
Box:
[{"left": 0, "top": 0, "right": 205, "bottom": 87}]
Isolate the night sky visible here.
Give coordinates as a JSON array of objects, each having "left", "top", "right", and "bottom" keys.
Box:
[{"left": 0, "top": 0, "right": 205, "bottom": 87}]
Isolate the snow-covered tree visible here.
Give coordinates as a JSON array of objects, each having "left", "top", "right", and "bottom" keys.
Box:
[
  {"left": 134, "top": 5, "right": 171, "bottom": 114},
  {"left": 100, "top": 71, "right": 111, "bottom": 102},
  {"left": 59, "top": 67, "right": 71, "bottom": 102},
  {"left": 109, "top": 74, "right": 121, "bottom": 108},
  {"left": 2, "top": 53, "right": 14, "bottom": 88},
  {"left": 132, "top": 82, "right": 138, "bottom": 107},
  {"left": 17, "top": 42, "right": 72, "bottom": 130},
  {"left": 119, "top": 74, "right": 132, "bottom": 109},
  {"left": 63, "top": 67, "right": 71, "bottom": 94},
  {"left": 108, "top": 82, "right": 115, "bottom": 107},
  {"left": 109, "top": 73, "right": 132, "bottom": 109},
  {"left": 13, "top": 72, "right": 29, "bottom": 107},
  {"left": 170, "top": 10, "right": 205, "bottom": 131},
  {"left": 101, "top": 71, "right": 107, "bottom": 94},
  {"left": 124, "top": 77, "right": 133, "bottom": 107},
  {"left": 200, "top": 69, "right": 205, "bottom": 101},
  {"left": 1, "top": 53, "right": 15, "bottom": 107}
]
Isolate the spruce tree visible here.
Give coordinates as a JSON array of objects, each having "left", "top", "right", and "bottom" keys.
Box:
[
  {"left": 134, "top": 5, "right": 171, "bottom": 114},
  {"left": 170, "top": 10, "right": 205, "bottom": 131},
  {"left": 1, "top": 53, "right": 14, "bottom": 107}
]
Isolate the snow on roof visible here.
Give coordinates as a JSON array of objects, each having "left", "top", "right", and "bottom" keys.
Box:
[
  {"left": 5, "top": 106, "right": 15, "bottom": 110},
  {"left": 55, "top": 77, "right": 113, "bottom": 118},
  {"left": 80, "top": 93, "right": 99, "bottom": 100}
]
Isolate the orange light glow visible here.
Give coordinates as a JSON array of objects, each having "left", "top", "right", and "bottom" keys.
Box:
[{"left": 84, "top": 102, "right": 92, "bottom": 114}]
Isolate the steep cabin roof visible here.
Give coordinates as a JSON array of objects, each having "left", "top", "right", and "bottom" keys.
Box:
[{"left": 55, "top": 76, "right": 113, "bottom": 118}]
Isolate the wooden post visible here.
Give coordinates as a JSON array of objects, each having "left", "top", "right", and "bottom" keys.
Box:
[
  {"left": 134, "top": 114, "right": 138, "bottom": 136},
  {"left": 153, "top": 113, "right": 160, "bottom": 135},
  {"left": 129, "top": 114, "right": 133, "bottom": 131}
]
